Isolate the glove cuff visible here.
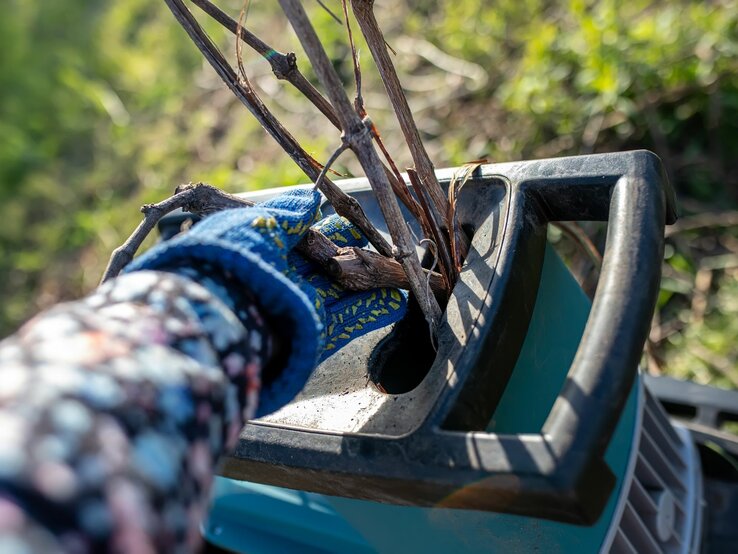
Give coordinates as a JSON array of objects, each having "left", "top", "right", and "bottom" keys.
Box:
[{"left": 125, "top": 237, "right": 323, "bottom": 417}]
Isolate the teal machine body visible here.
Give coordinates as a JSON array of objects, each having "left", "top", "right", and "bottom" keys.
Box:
[
  {"left": 204, "top": 246, "right": 646, "bottom": 553},
  {"left": 152, "top": 151, "right": 735, "bottom": 553}
]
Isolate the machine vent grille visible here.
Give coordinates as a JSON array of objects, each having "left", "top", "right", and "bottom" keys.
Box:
[{"left": 608, "top": 389, "right": 702, "bottom": 554}]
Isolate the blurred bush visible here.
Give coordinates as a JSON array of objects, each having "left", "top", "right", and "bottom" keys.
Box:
[{"left": 1, "top": 0, "right": 737, "bottom": 388}]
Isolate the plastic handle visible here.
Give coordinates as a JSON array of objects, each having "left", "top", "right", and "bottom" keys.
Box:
[{"left": 541, "top": 174, "right": 667, "bottom": 491}]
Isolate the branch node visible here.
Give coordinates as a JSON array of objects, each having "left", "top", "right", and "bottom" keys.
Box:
[
  {"left": 273, "top": 51, "right": 298, "bottom": 79},
  {"left": 393, "top": 247, "right": 413, "bottom": 261}
]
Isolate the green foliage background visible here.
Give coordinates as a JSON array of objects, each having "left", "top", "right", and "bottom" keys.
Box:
[{"left": 2, "top": 0, "right": 737, "bottom": 390}]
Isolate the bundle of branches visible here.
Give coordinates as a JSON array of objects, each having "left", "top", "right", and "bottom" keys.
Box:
[{"left": 102, "top": 0, "right": 473, "bottom": 335}]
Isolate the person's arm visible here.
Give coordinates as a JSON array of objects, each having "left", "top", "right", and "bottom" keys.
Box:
[
  {"left": 0, "top": 190, "right": 408, "bottom": 553},
  {"left": 0, "top": 268, "right": 272, "bottom": 553}
]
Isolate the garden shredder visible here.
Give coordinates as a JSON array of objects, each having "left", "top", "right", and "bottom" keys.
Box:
[{"left": 157, "top": 150, "right": 738, "bottom": 553}]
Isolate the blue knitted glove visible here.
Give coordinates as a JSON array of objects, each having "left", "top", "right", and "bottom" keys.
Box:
[
  {"left": 125, "top": 189, "right": 407, "bottom": 415},
  {"left": 289, "top": 214, "right": 408, "bottom": 360}
]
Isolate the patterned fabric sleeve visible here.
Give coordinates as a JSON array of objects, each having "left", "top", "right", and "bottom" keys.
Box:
[{"left": 0, "top": 268, "right": 274, "bottom": 553}]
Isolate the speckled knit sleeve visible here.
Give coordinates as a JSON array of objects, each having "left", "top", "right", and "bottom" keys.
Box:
[{"left": 0, "top": 268, "right": 274, "bottom": 553}]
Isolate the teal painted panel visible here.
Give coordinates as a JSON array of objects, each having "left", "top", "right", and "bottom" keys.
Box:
[
  {"left": 206, "top": 245, "right": 640, "bottom": 553},
  {"left": 204, "top": 478, "right": 374, "bottom": 553},
  {"left": 489, "top": 242, "right": 591, "bottom": 433},
  {"left": 326, "top": 245, "right": 638, "bottom": 553},
  {"left": 327, "top": 390, "right": 638, "bottom": 554}
]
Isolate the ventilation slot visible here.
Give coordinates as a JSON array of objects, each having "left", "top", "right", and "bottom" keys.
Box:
[{"left": 608, "top": 388, "right": 702, "bottom": 554}]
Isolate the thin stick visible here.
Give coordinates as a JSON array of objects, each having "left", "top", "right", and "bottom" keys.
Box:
[
  {"left": 206, "top": 0, "right": 424, "bottom": 229},
  {"left": 164, "top": 0, "right": 391, "bottom": 256},
  {"left": 315, "top": 0, "right": 343, "bottom": 24},
  {"left": 665, "top": 211, "right": 738, "bottom": 237},
  {"left": 189, "top": 0, "right": 340, "bottom": 128},
  {"left": 350, "top": 0, "right": 469, "bottom": 259},
  {"left": 341, "top": 0, "right": 433, "bottom": 226},
  {"left": 235, "top": 4, "right": 252, "bottom": 84},
  {"left": 340, "top": 0, "right": 449, "bottom": 294},
  {"left": 368, "top": 123, "right": 421, "bottom": 213},
  {"left": 279, "top": 0, "right": 442, "bottom": 330},
  {"left": 192, "top": 0, "right": 425, "bottom": 224},
  {"left": 408, "top": 169, "right": 454, "bottom": 289},
  {"left": 303, "top": 229, "right": 444, "bottom": 294},
  {"left": 100, "top": 184, "right": 255, "bottom": 283},
  {"left": 102, "top": 183, "right": 443, "bottom": 295},
  {"left": 339, "top": 0, "right": 427, "bottom": 224},
  {"left": 554, "top": 221, "right": 603, "bottom": 270},
  {"left": 341, "top": 0, "right": 364, "bottom": 114},
  {"left": 447, "top": 162, "right": 484, "bottom": 273},
  {"left": 165, "top": 0, "right": 318, "bottom": 180},
  {"left": 314, "top": 142, "right": 350, "bottom": 191},
  {"left": 351, "top": 0, "right": 445, "bottom": 209}
]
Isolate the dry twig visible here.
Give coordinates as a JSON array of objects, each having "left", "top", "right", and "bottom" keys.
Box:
[
  {"left": 314, "top": 0, "right": 343, "bottom": 24},
  {"left": 665, "top": 211, "right": 738, "bottom": 237},
  {"left": 313, "top": 142, "right": 350, "bottom": 192},
  {"left": 303, "top": 228, "right": 444, "bottom": 294},
  {"left": 554, "top": 221, "right": 603, "bottom": 271},
  {"left": 278, "top": 0, "right": 442, "bottom": 330},
  {"left": 196, "top": 0, "right": 445, "bottom": 275},
  {"left": 350, "top": 0, "right": 469, "bottom": 261},
  {"left": 102, "top": 183, "right": 444, "bottom": 295},
  {"left": 163, "top": 0, "right": 392, "bottom": 257},
  {"left": 339, "top": 0, "right": 440, "bottom": 243},
  {"left": 100, "top": 184, "right": 255, "bottom": 283},
  {"left": 408, "top": 169, "right": 454, "bottom": 290},
  {"left": 447, "top": 163, "right": 484, "bottom": 274},
  {"left": 340, "top": 0, "right": 452, "bottom": 296},
  {"left": 189, "top": 0, "right": 340, "bottom": 127}
]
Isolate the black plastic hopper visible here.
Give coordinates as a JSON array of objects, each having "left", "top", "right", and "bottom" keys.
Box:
[{"left": 190, "top": 151, "right": 676, "bottom": 525}]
